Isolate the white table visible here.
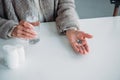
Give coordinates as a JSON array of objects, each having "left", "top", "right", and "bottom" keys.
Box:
[{"left": 0, "top": 16, "right": 120, "bottom": 80}]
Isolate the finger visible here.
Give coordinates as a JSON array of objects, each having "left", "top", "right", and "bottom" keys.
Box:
[
  {"left": 16, "top": 33, "right": 28, "bottom": 39},
  {"left": 77, "top": 31, "right": 93, "bottom": 39},
  {"left": 80, "top": 46, "right": 86, "bottom": 54},
  {"left": 17, "top": 25, "right": 37, "bottom": 36},
  {"left": 11, "top": 25, "right": 35, "bottom": 39},
  {"left": 20, "top": 26, "right": 37, "bottom": 35},
  {"left": 84, "top": 33, "right": 93, "bottom": 39},
  {"left": 77, "top": 46, "right": 83, "bottom": 54},
  {"left": 16, "top": 30, "right": 36, "bottom": 39},
  {"left": 77, "top": 42, "right": 87, "bottom": 54},
  {"left": 22, "top": 30, "right": 36, "bottom": 38},
  {"left": 71, "top": 42, "right": 79, "bottom": 53},
  {"left": 84, "top": 44, "right": 89, "bottom": 53},
  {"left": 19, "top": 20, "right": 33, "bottom": 29},
  {"left": 17, "top": 34, "right": 34, "bottom": 39},
  {"left": 76, "top": 43, "right": 84, "bottom": 54},
  {"left": 30, "top": 21, "right": 40, "bottom": 26},
  {"left": 81, "top": 40, "right": 89, "bottom": 53}
]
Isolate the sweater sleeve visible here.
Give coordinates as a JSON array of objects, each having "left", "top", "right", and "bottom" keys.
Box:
[
  {"left": 56, "top": 0, "right": 80, "bottom": 34},
  {"left": 0, "top": 17, "right": 18, "bottom": 39}
]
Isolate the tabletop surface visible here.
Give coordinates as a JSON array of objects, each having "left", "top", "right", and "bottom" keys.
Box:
[{"left": 0, "top": 16, "right": 120, "bottom": 80}]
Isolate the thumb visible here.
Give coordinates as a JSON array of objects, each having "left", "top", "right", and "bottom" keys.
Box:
[{"left": 84, "top": 33, "right": 93, "bottom": 39}]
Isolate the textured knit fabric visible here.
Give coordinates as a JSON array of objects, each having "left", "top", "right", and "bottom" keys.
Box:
[
  {"left": 0, "top": 0, "right": 80, "bottom": 39},
  {"left": 34, "top": 0, "right": 44, "bottom": 22}
]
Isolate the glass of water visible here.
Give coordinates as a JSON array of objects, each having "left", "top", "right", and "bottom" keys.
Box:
[{"left": 25, "top": 10, "right": 40, "bottom": 45}]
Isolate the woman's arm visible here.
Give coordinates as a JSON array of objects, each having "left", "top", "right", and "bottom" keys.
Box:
[
  {"left": 56, "top": 0, "right": 80, "bottom": 34},
  {"left": 56, "top": 0, "right": 93, "bottom": 54},
  {"left": 0, "top": 17, "right": 18, "bottom": 39}
]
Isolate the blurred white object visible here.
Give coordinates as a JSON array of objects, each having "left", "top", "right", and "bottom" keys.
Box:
[
  {"left": 17, "top": 45, "right": 26, "bottom": 65},
  {"left": 3, "top": 45, "right": 20, "bottom": 69},
  {"left": 2, "top": 45, "right": 25, "bottom": 69}
]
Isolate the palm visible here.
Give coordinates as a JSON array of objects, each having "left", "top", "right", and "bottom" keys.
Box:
[{"left": 66, "top": 29, "right": 93, "bottom": 54}]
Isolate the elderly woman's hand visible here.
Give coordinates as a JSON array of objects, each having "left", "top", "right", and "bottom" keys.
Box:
[
  {"left": 11, "top": 21, "right": 40, "bottom": 39},
  {"left": 66, "top": 29, "right": 93, "bottom": 54}
]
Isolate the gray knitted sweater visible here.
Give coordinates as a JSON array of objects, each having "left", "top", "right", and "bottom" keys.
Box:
[{"left": 0, "top": 0, "right": 80, "bottom": 39}]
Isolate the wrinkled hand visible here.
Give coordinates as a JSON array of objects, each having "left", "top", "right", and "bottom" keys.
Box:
[
  {"left": 11, "top": 20, "right": 40, "bottom": 39},
  {"left": 66, "top": 29, "right": 93, "bottom": 54}
]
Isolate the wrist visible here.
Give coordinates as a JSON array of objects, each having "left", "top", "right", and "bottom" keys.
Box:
[
  {"left": 8, "top": 26, "right": 17, "bottom": 38},
  {"left": 66, "top": 28, "right": 78, "bottom": 35}
]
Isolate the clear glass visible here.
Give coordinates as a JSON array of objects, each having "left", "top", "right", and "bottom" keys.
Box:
[{"left": 25, "top": 10, "right": 40, "bottom": 45}]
